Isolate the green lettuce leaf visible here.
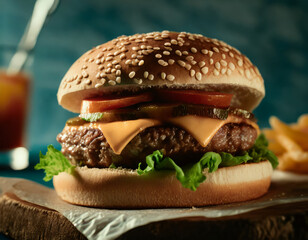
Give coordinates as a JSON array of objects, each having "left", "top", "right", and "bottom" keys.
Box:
[
  {"left": 137, "top": 134, "right": 278, "bottom": 191},
  {"left": 138, "top": 151, "right": 222, "bottom": 191},
  {"left": 80, "top": 112, "right": 104, "bottom": 122},
  {"left": 34, "top": 145, "right": 75, "bottom": 181}
]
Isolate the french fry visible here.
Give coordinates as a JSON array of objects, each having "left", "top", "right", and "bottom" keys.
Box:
[
  {"left": 263, "top": 129, "right": 277, "bottom": 140},
  {"left": 268, "top": 141, "right": 285, "bottom": 156},
  {"left": 270, "top": 116, "right": 308, "bottom": 150},
  {"left": 298, "top": 114, "right": 308, "bottom": 128},
  {"left": 287, "top": 151, "right": 308, "bottom": 163},
  {"left": 278, "top": 153, "right": 308, "bottom": 173},
  {"left": 276, "top": 134, "right": 303, "bottom": 152}
]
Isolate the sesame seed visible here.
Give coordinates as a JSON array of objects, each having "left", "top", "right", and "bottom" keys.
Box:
[
  {"left": 101, "top": 78, "right": 106, "bottom": 84},
  {"left": 154, "top": 37, "right": 163, "bottom": 40},
  {"left": 168, "top": 59, "right": 175, "bottom": 65},
  {"left": 100, "top": 72, "right": 106, "bottom": 78},
  {"left": 199, "top": 61, "right": 205, "bottom": 67},
  {"left": 129, "top": 71, "right": 135, "bottom": 78},
  {"left": 215, "top": 62, "right": 221, "bottom": 70},
  {"left": 153, "top": 47, "right": 160, "bottom": 50},
  {"left": 158, "top": 59, "right": 168, "bottom": 66},
  {"left": 95, "top": 83, "right": 103, "bottom": 88},
  {"left": 191, "top": 47, "right": 197, "bottom": 53},
  {"left": 155, "top": 54, "right": 162, "bottom": 58},
  {"left": 108, "top": 80, "right": 116, "bottom": 86},
  {"left": 76, "top": 79, "right": 81, "bottom": 85},
  {"left": 221, "top": 68, "right": 227, "bottom": 74},
  {"left": 245, "top": 69, "right": 251, "bottom": 78},
  {"left": 191, "top": 60, "right": 197, "bottom": 65},
  {"left": 82, "top": 72, "right": 89, "bottom": 78},
  {"left": 185, "top": 63, "right": 192, "bottom": 70},
  {"left": 170, "top": 39, "right": 178, "bottom": 45},
  {"left": 178, "top": 42, "right": 183, "bottom": 46},
  {"left": 148, "top": 74, "right": 154, "bottom": 81},
  {"left": 82, "top": 65, "right": 88, "bottom": 69},
  {"left": 131, "top": 54, "right": 137, "bottom": 58},
  {"left": 112, "top": 60, "right": 119, "bottom": 65},
  {"left": 214, "top": 69, "right": 219, "bottom": 76},
  {"left": 116, "top": 77, "right": 121, "bottom": 83},
  {"left": 164, "top": 42, "right": 171, "bottom": 46},
  {"left": 239, "top": 69, "right": 244, "bottom": 76},
  {"left": 213, "top": 47, "right": 219, "bottom": 53},
  {"left": 237, "top": 60, "right": 243, "bottom": 67},
  {"left": 138, "top": 60, "right": 145, "bottom": 66},
  {"left": 229, "top": 62, "right": 235, "bottom": 70},
  {"left": 208, "top": 51, "right": 213, "bottom": 57},
  {"left": 177, "top": 60, "right": 186, "bottom": 67},
  {"left": 190, "top": 69, "right": 195, "bottom": 77},
  {"left": 100, "top": 57, "right": 105, "bottom": 64},
  {"left": 222, "top": 54, "right": 226, "bottom": 59},
  {"left": 163, "top": 51, "right": 170, "bottom": 55},
  {"left": 144, "top": 71, "right": 149, "bottom": 78},
  {"left": 210, "top": 59, "right": 214, "bottom": 65},
  {"left": 125, "top": 59, "right": 131, "bottom": 65},
  {"left": 107, "top": 52, "right": 113, "bottom": 57},
  {"left": 111, "top": 68, "right": 116, "bottom": 73},
  {"left": 175, "top": 50, "right": 182, "bottom": 56},
  {"left": 115, "top": 64, "right": 121, "bottom": 69},
  {"left": 165, "top": 46, "right": 172, "bottom": 51},
  {"left": 220, "top": 60, "right": 227, "bottom": 67},
  {"left": 107, "top": 63, "right": 112, "bottom": 68},
  {"left": 116, "top": 70, "right": 121, "bottom": 76},
  {"left": 95, "top": 60, "right": 101, "bottom": 65},
  {"left": 141, "top": 45, "right": 146, "bottom": 49},
  {"left": 201, "top": 49, "right": 208, "bottom": 55},
  {"left": 196, "top": 72, "right": 202, "bottom": 81},
  {"left": 167, "top": 74, "right": 175, "bottom": 81},
  {"left": 96, "top": 53, "right": 103, "bottom": 58},
  {"left": 188, "top": 36, "right": 195, "bottom": 41},
  {"left": 96, "top": 72, "right": 101, "bottom": 79},
  {"left": 132, "top": 59, "right": 139, "bottom": 65},
  {"left": 89, "top": 58, "right": 94, "bottom": 63},
  {"left": 229, "top": 52, "right": 234, "bottom": 58},
  {"left": 161, "top": 72, "right": 166, "bottom": 79},
  {"left": 85, "top": 79, "right": 92, "bottom": 85},
  {"left": 182, "top": 51, "right": 188, "bottom": 55},
  {"left": 186, "top": 56, "right": 194, "bottom": 61},
  {"left": 133, "top": 76, "right": 142, "bottom": 84},
  {"left": 227, "top": 69, "right": 232, "bottom": 75},
  {"left": 106, "top": 56, "right": 113, "bottom": 62},
  {"left": 201, "top": 67, "right": 208, "bottom": 74}
]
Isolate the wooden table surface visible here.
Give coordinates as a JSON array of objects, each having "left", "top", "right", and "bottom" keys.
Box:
[{"left": 1, "top": 191, "right": 307, "bottom": 240}]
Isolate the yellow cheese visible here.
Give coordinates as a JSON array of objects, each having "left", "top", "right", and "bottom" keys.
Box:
[{"left": 64, "top": 116, "right": 258, "bottom": 155}]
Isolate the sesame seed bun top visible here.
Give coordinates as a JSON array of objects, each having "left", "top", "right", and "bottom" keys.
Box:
[{"left": 57, "top": 31, "right": 265, "bottom": 113}]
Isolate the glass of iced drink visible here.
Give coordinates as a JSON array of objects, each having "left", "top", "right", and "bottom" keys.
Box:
[{"left": 0, "top": 69, "right": 30, "bottom": 169}]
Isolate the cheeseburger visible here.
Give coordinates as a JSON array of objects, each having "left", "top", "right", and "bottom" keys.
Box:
[{"left": 35, "top": 31, "right": 278, "bottom": 208}]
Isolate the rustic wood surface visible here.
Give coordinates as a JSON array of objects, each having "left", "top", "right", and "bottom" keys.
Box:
[{"left": 0, "top": 192, "right": 307, "bottom": 240}]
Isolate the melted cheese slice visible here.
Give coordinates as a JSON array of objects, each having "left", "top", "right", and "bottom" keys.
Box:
[{"left": 64, "top": 116, "right": 258, "bottom": 154}]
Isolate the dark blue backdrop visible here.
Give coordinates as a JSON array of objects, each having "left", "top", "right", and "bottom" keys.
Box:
[{"left": 1, "top": 0, "right": 307, "bottom": 164}]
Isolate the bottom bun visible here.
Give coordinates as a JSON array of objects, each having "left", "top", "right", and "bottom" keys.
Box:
[{"left": 53, "top": 161, "right": 273, "bottom": 208}]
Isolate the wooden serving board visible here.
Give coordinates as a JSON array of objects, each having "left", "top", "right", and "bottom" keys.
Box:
[{"left": 1, "top": 192, "right": 307, "bottom": 240}]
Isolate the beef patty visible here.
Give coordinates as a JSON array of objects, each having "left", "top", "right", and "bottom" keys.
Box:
[{"left": 57, "top": 123, "right": 257, "bottom": 169}]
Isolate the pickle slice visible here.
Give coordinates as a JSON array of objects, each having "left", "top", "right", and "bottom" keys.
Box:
[
  {"left": 138, "top": 104, "right": 229, "bottom": 120},
  {"left": 67, "top": 104, "right": 254, "bottom": 125}
]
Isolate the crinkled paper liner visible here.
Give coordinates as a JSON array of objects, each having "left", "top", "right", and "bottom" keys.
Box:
[{"left": 1, "top": 170, "right": 308, "bottom": 240}]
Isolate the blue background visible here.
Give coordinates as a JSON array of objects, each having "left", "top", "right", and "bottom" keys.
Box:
[{"left": 1, "top": 0, "right": 308, "bottom": 166}]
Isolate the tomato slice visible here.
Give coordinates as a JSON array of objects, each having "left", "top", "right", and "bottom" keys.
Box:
[
  {"left": 81, "top": 92, "right": 153, "bottom": 113},
  {"left": 154, "top": 90, "right": 233, "bottom": 108}
]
